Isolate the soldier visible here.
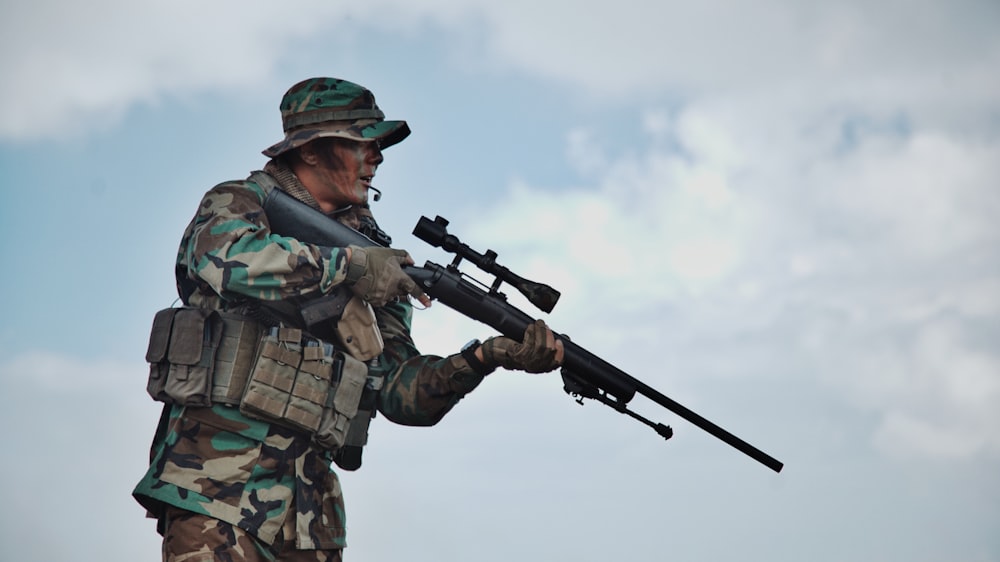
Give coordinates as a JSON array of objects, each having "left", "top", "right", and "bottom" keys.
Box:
[{"left": 134, "top": 77, "right": 564, "bottom": 561}]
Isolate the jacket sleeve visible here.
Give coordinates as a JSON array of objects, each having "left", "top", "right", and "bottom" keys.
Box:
[
  {"left": 177, "top": 180, "right": 350, "bottom": 302},
  {"left": 372, "top": 300, "right": 485, "bottom": 426}
]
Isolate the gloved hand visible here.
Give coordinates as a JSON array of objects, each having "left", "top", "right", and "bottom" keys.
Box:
[
  {"left": 481, "top": 319, "right": 564, "bottom": 373},
  {"left": 344, "top": 245, "right": 430, "bottom": 307}
]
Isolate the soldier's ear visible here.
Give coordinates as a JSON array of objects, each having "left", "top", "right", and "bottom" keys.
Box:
[{"left": 297, "top": 142, "right": 321, "bottom": 166}]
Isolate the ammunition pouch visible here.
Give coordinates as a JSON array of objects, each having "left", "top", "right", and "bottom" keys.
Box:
[
  {"left": 146, "top": 308, "right": 264, "bottom": 407},
  {"left": 239, "top": 326, "right": 372, "bottom": 457},
  {"left": 145, "top": 308, "right": 220, "bottom": 407},
  {"left": 144, "top": 307, "right": 378, "bottom": 466}
]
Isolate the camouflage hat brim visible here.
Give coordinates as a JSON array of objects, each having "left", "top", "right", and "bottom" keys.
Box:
[{"left": 262, "top": 118, "right": 410, "bottom": 158}]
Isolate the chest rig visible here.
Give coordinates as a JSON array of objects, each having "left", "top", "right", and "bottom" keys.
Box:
[{"left": 145, "top": 171, "right": 387, "bottom": 471}]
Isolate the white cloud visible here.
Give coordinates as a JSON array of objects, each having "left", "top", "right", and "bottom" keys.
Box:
[
  {"left": 4, "top": 0, "right": 997, "bottom": 140},
  {"left": 822, "top": 133, "right": 1000, "bottom": 260},
  {"left": 0, "top": 0, "right": 340, "bottom": 139},
  {"left": 0, "top": 351, "right": 163, "bottom": 561},
  {"left": 467, "top": 104, "right": 762, "bottom": 302},
  {"left": 868, "top": 318, "right": 1000, "bottom": 459},
  {"left": 458, "top": 75, "right": 1000, "bottom": 462}
]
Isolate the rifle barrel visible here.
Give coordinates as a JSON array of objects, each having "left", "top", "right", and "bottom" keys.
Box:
[
  {"left": 632, "top": 379, "right": 784, "bottom": 473},
  {"left": 407, "top": 263, "right": 784, "bottom": 473}
]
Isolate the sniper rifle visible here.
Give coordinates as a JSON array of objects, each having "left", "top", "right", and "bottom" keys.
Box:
[{"left": 263, "top": 187, "right": 784, "bottom": 473}]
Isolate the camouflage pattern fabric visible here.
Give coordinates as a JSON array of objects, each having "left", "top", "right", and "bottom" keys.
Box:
[
  {"left": 162, "top": 505, "right": 342, "bottom": 561},
  {"left": 262, "top": 77, "right": 410, "bottom": 158},
  {"left": 173, "top": 162, "right": 350, "bottom": 309},
  {"left": 134, "top": 160, "right": 486, "bottom": 553}
]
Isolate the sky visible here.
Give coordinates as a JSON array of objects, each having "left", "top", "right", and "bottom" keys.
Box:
[{"left": 1, "top": 1, "right": 998, "bottom": 561}]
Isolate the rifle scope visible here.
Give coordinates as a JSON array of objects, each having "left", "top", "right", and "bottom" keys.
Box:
[{"left": 412, "top": 216, "right": 561, "bottom": 314}]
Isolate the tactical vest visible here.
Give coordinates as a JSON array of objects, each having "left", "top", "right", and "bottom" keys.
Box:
[{"left": 146, "top": 171, "right": 385, "bottom": 471}]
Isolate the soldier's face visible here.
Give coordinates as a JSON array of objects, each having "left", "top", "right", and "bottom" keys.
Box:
[{"left": 315, "top": 138, "right": 383, "bottom": 209}]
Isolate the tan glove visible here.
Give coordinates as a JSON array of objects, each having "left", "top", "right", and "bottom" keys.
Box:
[
  {"left": 481, "top": 319, "right": 563, "bottom": 373},
  {"left": 344, "top": 245, "right": 428, "bottom": 307}
]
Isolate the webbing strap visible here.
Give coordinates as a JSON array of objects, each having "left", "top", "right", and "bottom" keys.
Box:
[{"left": 285, "top": 108, "right": 384, "bottom": 130}]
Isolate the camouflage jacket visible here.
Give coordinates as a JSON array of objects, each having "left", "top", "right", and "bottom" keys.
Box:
[{"left": 133, "top": 161, "right": 486, "bottom": 550}]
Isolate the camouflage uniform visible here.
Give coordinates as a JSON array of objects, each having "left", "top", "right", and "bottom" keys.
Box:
[{"left": 134, "top": 79, "right": 487, "bottom": 559}]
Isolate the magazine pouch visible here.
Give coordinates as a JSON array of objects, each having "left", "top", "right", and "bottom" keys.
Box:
[
  {"left": 145, "top": 307, "right": 219, "bottom": 407},
  {"left": 283, "top": 340, "right": 337, "bottom": 432},
  {"left": 240, "top": 327, "right": 305, "bottom": 424}
]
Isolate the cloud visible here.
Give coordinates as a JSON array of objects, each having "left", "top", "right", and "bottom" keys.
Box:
[
  {"left": 455, "top": 76, "right": 1000, "bottom": 462},
  {"left": 4, "top": 0, "right": 997, "bottom": 140},
  {"left": 868, "top": 318, "right": 1000, "bottom": 460},
  {"left": 0, "top": 0, "right": 341, "bottom": 139},
  {"left": 820, "top": 132, "right": 1000, "bottom": 260},
  {"left": 0, "top": 350, "right": 163, "bottom": 560},
  {"left": 0, "top": 0, "right": 474, "bottom": 140}
]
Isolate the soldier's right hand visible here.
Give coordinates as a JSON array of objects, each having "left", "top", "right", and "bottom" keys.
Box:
[{"left": 344, "top": 245, "right": 431, "bottom": 307}]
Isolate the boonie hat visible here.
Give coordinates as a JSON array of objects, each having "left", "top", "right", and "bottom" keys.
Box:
[{"left": 262, "top": 77, "right": 410, "bottom": 158}]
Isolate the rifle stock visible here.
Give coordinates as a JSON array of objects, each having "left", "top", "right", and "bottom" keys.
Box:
[{"left": 263, "top": 187, "right": 784, "bottom": 473}]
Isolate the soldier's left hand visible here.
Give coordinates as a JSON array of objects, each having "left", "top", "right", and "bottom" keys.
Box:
[{"left": 480, "top": 319, "right": 564, "bottom": 373}]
